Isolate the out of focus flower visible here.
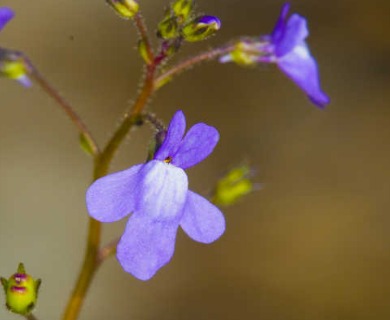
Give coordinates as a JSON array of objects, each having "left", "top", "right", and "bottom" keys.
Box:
[
  {"left": 0, "top": 7, "right": 31, "bottom": 86},
  {"left": 220, "top": 3, "right": 329, "bottom": 108},
  {"left": 0, "top": 7, "right": 13, "bottom": 32},
  {"left": 86, "top": 110, "right": 225, "bottom": 280},
  {"left": 212, "top": 165, "right": 255, "bottom": 206}
]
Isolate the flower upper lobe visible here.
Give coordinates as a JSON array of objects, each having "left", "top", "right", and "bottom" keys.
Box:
[{"left": 269, "top": 3, "right": 330, "bottom": 108}]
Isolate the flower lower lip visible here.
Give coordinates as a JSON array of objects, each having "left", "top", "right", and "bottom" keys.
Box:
[{"left": 10, "top": 286, "right": 27, "bottom": 293}]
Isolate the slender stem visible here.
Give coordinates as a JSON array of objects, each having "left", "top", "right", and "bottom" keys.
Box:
[
  {"left": 62, "top": 63, "right": 157, "bottom": 320},
  {"left": 61, "top": 217, "right": 101, "bottom": 320},
  {"left": 133, "top": 13, "right": 154, "bottom": 64},
  {"left": 154, "top": 45, "right": 234, "bottom": 89},
  {"left": 23, "top": 58, "right": 100, "bottom": 156},
  {"left": 61, "top": 12, "right": 157, "bottom": 320},
  {"left": 25, "top": 313, "right": 39, "bottom": 320},
  {"left": 97, "top": 63, "right": 157, "bottom": 175}
]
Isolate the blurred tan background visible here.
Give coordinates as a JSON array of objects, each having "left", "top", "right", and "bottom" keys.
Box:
[{"left": 1, "top": 0, "right": 390, "bottom": 319}]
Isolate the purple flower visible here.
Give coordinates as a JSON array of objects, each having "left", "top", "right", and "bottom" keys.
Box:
[
  {"left": 0, "top": 7, "right": 31, "bottom": 87},
  {"left": 261, "top": 2, "right": 330, "bottom": 108},
  {"left": 0, "top": 7, "right": 14, "bottom": 32},
  {"left": 86, "top": 110, "right": 225, "bottom": 280}
]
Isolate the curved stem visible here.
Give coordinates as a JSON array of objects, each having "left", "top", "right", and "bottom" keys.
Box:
[
  {"left": 154, "top": 44, "right": 234, "bottom": 89},
  {"left": 23, "top": 57, "right": 100, "bottom": 156},
  {"left": 133, "top": 13, "right": 154, "bottom": 64}
]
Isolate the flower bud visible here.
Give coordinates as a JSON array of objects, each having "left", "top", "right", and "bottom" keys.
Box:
[
  {"left": 1, "top": 263, "right": 41, "bottom": 315},
  {"left": 182, "top": 15, "right": 221, "bottom": 42},
  {"left": 0, "top": 49, "right": 31, "bottom": 86},
  {"left": 157, "top": 16, "right": 180, "bottom": 40},
  {"left": 172, "top": 0, "right": 193, "bottom": 22},
  {"left": 106, "top": 0, "right": 139, "bottom": 19},
  {"left": 212, "top": 165, "right": 254, "bottom": 206}
]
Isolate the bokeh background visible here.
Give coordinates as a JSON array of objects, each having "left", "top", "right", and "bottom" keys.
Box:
[{"left": 1, "top": 0, "right": 390, "bottom": 319}]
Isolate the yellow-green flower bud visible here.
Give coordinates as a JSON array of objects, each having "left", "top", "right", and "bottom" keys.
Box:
[
  {"left": 212, "top": 165, "right": 254, "bottom": 206},
  {"left": 106, "top": 0, "right": 139, "bottom": 19},
  {"left": 0, "top": 49, "right": 31, "bottom": 86},
  {"left": 172, "top": 0, "right": 193, "bottom": 22},
  {"left": 157, "top": 16, "right": 180, "bottom": 40},
  {"left": 182, "top": 15, "right": 221, "bottom": 42},
  {"left": 1, "top": 263, "right": 41, "bottom": 315}
]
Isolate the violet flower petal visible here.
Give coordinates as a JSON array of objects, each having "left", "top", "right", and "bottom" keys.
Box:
[
  {"left": 172, "top": 123, "right": 219, "bottom": 169},
  {"left": 271, "top": 2, "right": 290, "bottom": 44},
  {"left": 0, "top": 7, "right": 14, "bottom": 32},
  {"left": 138, "top": 160, "right": 188, "bottom": 220},
  {"left": 278, "top": 43, "right": 330, "bottom": 108},
  {"left": 154, "top": 110, "right": 186, "bottom": 161},
  {"left": 180, "top": 191, "right": 225, "bottom": 244},
  {"left": 86, "top": 164, "right": 143, "bottom": 222},
  {"left": 274, "top": 14, "right": 308, "bottom": 57},
  {"left": 117, "top": 214, "right": 178, "bottom": 281}
]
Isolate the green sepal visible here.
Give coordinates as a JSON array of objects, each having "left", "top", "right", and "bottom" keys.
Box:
[
  {"left": 0, "top": 277, "right": 8, "bottom": 295},
  {"left": 79, "top": 133, "right": 95, "bottom": 156},
  {"left": 138, "top": 40, "right": 153, "bottom": 65}
]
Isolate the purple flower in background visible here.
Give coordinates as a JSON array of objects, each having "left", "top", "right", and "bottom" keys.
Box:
[
  {"left": 0, "top": 7, "right": 14, "bottom": 31},
  {"left": 0, "top": 7, "right": 31, "bottom": 87},
  {"left": 261, "top": 2, "right": 330, "bottom": 108},
  {"left": 86, "top": 110, "right": 225, "bottom": 280}
]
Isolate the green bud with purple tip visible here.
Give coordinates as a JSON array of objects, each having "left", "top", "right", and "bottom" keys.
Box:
[
  {"left": 182, "top": 15, "right": 221, "bottom": 42},
  {"left": 1, "top": 263, "right": 41, "bottom": 315}
]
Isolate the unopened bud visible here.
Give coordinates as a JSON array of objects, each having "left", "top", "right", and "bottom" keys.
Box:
[
  {"left": 212, "top": 165, "right": 255, "bottom": 206},
  {"left": 1, "top": 263, "right": 41, "bottom": 315},
  {"left": 172, "top": 0, "right": 193, "bottom": 22},
  {"left": 182, "top": 15, "right": 221, "bottom": 42},
  {"left": 157, "top": 16, "right": 180, "bottom": 40},
  {"left": 0, "top": 49, "right": 31, "bottom": 86},
  {"left": 106, "top": 0, "right": 139, "bottom": 19}
]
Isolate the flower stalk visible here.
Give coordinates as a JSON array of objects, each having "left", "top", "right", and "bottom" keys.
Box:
[
  {"left": 154, "top": 44, "right": 233, "bottom": 89},
  {"left": 24, "top": 57, "right": 100, "bottom": 156}
]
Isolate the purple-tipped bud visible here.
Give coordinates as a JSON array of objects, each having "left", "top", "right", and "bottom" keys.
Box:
[
  {"left": 182, "top": 15, "right": 221, "bottom": 42},
  {"left": 0, "top": 263, "right": 41, "bottom": 315}
]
